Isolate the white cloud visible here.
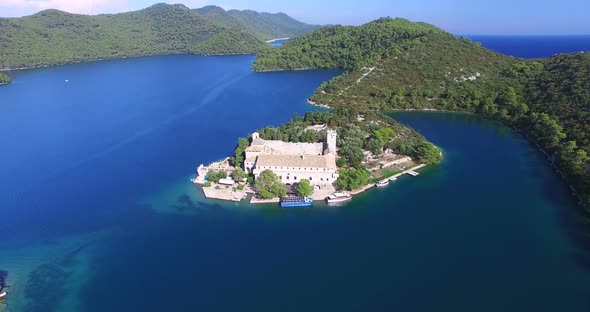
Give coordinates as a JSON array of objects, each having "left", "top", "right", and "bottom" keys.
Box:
[{"left": 0, "top": 0, "right": 130, "bottom": 16}]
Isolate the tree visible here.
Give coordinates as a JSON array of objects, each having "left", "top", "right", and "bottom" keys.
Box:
[
  {"left": 295, "top": 179, "right": 313, "bottom": 196},
  {"left": 231, "top": 167, "right": 247, "bottom": 182},
  {"left": 206, "top": 170, "right": 227, "bottom": 183},
  {"left": 336, "top": 168, "right": 370, "bottom": 191},
  {"left": 0, "top": 73, "right": 10, "bottom": 85},
  {"left": 416, "top": 142, "right": 442, "bottom": 164},
  {"left": 366, "top": 138, "right": 383, "bottom": 156},
  {"left": 232, "top": 137, "right": 250, "bottom": 168},
  {"left": 256, "top": 169, "right": 287, "bottom": 199},
  {"left": 373, "top": 127, "right": 396, "bottom": 145},
  {"left": 271, "top": 183, "right": 288, "bottom": 198},
  {"left": 529, "top": 112, "right": 566, "bottom": 151},
  {"left": 300, "top": 130, "right": 318, "bottom": 143}
]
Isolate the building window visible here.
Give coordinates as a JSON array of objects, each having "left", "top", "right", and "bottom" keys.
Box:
[
  {"left": 287, "top": 176, "right": 290, "bottom": 180},
  {"left": 279, "top": 176, "right": 282, "bottom": 180},
  {"left": 294, "top": 176, "right": 297, "bottom": 180},
  {"left": 309, "top": 177, "right": 313, "bottom": 181},
  {"left": 321, "top": 178, "right": 324, "bottom": 181}
]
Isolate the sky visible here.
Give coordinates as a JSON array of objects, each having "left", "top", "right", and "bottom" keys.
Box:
[{"left": 0, "top": 0, "right": 588, "bottom": 35}]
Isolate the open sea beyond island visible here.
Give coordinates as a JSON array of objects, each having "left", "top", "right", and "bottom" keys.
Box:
[{"left": 1, "top": 37, "right": 590, "bottom": 311}]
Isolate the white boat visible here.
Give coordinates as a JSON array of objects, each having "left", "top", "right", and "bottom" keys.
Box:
[
  {"left": 0, "top": 291, "right": 7, "bottom": 300},
  {"left": 325, "top": 192, "right": 352, "bottom": 203},
  {"left": 376, "top": 179, "right": 390, "bottom": 187}
]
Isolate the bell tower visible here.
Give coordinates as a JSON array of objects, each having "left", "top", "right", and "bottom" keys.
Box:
[{"left": 326, "top": 129, "right": 337, "bottom": 155}]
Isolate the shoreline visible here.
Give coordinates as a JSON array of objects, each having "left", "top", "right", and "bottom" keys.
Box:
[
  {"left": 266, "top": 37, "right": 290, "bottom": 43},
  {"left": 193, "top": 162, "right": 428, "bottom": 206},
  {"left": 254, "top": 67, "right": 316, "bottom": 73},
  {"left": 1, "top": 51, "right": 258, "bottom": 72},
  {"left": 308, "top": 99, "right": 587, "bottom": 208}
]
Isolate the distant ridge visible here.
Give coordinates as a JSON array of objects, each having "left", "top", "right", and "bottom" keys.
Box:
[
  {"left": 0, "top": 3, "right": 318, "bottom": 70},
  {"left": 194, "top": 5, "right": 319, "bottom": 41}
]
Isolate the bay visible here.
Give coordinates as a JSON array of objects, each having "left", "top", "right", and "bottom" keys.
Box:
[{"left": 0, "top": 46, "right": 589, "bottom": 311}]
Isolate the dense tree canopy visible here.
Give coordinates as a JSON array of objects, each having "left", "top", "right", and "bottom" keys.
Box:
[
  {"left": 337, "top": 168, "right": 371, "bottom": 191},
  {"left": 0, "top": 3, "right": 317, "bottom": 69},
  {"left": 231, "top": 167, "right": 248, "bottom": 182},
  {"left": 206, "top": 170, "right": 228, "bottom": 183},
  {"left": 232, "top": 137, "right": 250, "bottom": 168},
  {"left": 0, "top": 73, "right": 10, "bottom": 85},
  {"left": 295, "top": 179, "right": 313, "bottom": 197},
  {"left": 256, "top": 170, "right": 287, "bottom": 199},
  {"left": 254, "top": 17, "right": 590, "bottom": 205}
]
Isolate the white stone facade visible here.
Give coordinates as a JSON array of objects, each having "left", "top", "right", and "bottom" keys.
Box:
[{"left": 245, "top": 129, "right": 339, "bottom": 187}]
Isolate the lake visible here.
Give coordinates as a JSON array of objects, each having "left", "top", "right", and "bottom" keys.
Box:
[{"left": 1, "top": 52, "right": 590, "bottom": 311}]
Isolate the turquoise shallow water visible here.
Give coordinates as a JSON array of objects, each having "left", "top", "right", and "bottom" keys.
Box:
[{"left": 1, "top": 54, "right": 590, "bottom": 311}]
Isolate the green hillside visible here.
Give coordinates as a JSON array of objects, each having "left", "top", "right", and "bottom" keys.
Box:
[
  {"left": 194, "top": 5, "right": 319, "bottom": 41},
  {"left": 254, "top": 17, "right": 590, "bottom": 206},
  {"left": 0, "top": 3, "right": 273, "bottom": 70},
  {"left": 227, "top": 9, "right": 319, "bottom": 40}
]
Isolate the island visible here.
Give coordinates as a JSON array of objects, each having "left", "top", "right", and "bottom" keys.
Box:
[
  {"left": 193, "top": 109, "right": 442, "bottom": 204},
  {"left": 0, "top": 73, "right": 10, "bottom": 85},
  {"left": 253, "top": 17, "right": 590, "bottom": 208}
]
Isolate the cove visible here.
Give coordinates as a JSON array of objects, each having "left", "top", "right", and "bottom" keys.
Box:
[{"left": 0, "top": 55, "right": 589, "bottom": 311}]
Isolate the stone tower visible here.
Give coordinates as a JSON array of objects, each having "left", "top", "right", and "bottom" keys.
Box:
[{"left": 326, "top": 129, "right": 337, "bottom": 155}]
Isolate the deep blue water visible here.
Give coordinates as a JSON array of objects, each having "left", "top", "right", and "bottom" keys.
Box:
[
  {"left": 1, "top": 38, "right": 590, "bottom": 312},
  {"left": 467, "top": 35, "right": 590, "bottom": 58}
]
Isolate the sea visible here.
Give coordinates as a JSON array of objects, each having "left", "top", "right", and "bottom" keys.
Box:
[
  {"left": 468, "top": 35, "right": 590, "bottom": 58},
  {"left": 0, "top": 36, "right": 589, "bottom": 312}
]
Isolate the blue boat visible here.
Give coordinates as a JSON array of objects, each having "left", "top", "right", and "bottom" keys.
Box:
[{"left": 280, "top": 196, "right": 313, "bottom": 208}]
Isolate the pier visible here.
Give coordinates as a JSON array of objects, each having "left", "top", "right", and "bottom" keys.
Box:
[
  {"left": 406, "top": 170, "right": 420, "bottom": 176},
  {"left": 350, "top": 164, "right": 428, "bottom": 195}
]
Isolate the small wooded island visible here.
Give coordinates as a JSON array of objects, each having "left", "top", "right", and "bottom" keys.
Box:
[
  {"left": 0, "top": 73, "right": 10, "bottom": 85},
  {"left": 194, "top": 109, "right": 442, "bottom": 205}
]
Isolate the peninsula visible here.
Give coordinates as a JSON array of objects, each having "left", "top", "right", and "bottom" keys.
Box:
[
  {"left": 254, "top": 17, "right": 590, "bottom": 207},
  {"left": 194, "top": 109, "right": 441, "bottom": 204}
]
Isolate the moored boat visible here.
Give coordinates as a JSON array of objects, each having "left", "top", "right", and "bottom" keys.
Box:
[
  {"left": 325, "top": 192, "right": 352, "bottom": 203},
  {"left": 376, "top": 179, "right": 390, "bottom": 187},
  {"left": 280, "top": 196, "right": 313, "bottom": 207},
  {"left": 0, "top": 291, "right": 6, "bottom": 300}
]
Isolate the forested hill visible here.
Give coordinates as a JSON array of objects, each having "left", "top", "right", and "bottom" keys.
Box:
[
  {"left": 195, "top": 6, "right": 319, "bottom": 41},
  {"left": 254, "top": 17, "right": 590, "bottom": 207},
  {"left": 0, "top": 3, "right": 316, "bottom": 70}
]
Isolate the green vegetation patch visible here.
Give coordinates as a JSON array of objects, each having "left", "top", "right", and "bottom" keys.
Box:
[{"left": 254, "top": 17, "right": 590, "bottom": 204}]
